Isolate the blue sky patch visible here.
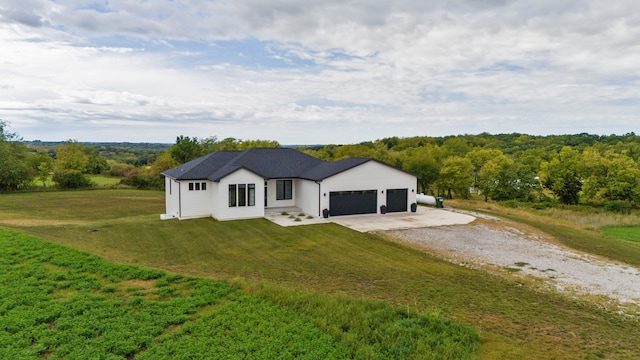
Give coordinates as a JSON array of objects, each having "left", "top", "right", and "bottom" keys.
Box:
[
  {"left": 85, "top": 36, "right": 317, "bottom": 70},
  {"left": 79, "top": 1, "right": 112, "bottom": 14},
  {"left": 479, "top": 62, "right": 526, "bottom": 72}
]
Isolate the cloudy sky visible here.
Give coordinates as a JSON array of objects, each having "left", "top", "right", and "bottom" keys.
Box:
[{"left": 1, "top": 1, "right": 639, "bottom": 144}]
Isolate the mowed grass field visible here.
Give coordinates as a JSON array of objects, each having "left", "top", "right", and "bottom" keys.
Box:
[
  {"left": 1, "top": 190, "right": 639, "bottom": 359},
  {"left": 602, "top": 226, "right": 640, "bottom": 244}
]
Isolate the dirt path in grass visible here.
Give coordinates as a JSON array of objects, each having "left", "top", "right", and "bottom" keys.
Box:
[{"left": 388, "top": 218, "right": 640, "bottom": 306}]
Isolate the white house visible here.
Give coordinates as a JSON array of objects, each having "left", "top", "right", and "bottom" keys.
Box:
[{"left": 161, "top": 148, "right": 417, "bottom": 221}]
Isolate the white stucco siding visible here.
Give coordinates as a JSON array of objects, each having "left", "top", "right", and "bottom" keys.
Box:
[
  {"left": 320, "top": 161, "right": 417, "bottom": 214},
  {"left": 209, "top": 182, "right": 220, "bottom": 219},
  {"left": 214, "top": 169, "right": 265, "bottom": 221},
  {"left": 296, "top": 179, "right": 321, "bottom": 217},
  {"left": 164, "top": 177, "right": 180, "bottom": 218},
  {"left": 179, "top": 180, "right": 213, "bottom": 219},
  {"left": 265, "top": 179, "right": 296, "bottom": 208}
]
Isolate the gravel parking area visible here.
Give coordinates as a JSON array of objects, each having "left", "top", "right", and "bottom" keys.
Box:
[{"left": 388, "top": 223, "right": 640, "bottom": 306}]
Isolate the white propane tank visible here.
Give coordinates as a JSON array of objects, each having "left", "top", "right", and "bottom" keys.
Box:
[{"left": 416, "top": 193, "right": 436, "bottom": 206}]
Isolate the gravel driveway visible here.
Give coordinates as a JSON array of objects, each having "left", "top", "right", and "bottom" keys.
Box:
[{"left": 388, "top": 222, "right": 640, "bottom": 306}]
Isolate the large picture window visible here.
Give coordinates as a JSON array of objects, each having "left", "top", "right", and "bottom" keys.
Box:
[
  {"left": 229, "top": 183, "right": 255, "bottom": 207},
  {"left": 276, "top": 180, "right": 292, "bottom": 200}
]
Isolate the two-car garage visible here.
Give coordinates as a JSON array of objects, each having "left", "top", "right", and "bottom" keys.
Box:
[
  {"left": 329, "top": 188, "right": 408, "bottom": 216},
  {"left": 319, "top": 158, "right": 416, "bottom": 218}
]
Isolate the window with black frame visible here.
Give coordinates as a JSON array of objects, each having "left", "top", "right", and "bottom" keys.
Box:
[
  {"left": 276, "top": 180, "right": 292, "bottom": 200},
  {"left": 228, "top": 184, "right": 236, "bottom": 207}
]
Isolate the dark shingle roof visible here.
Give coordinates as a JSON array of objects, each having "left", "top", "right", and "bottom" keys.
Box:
[
  {"left": 162, "top": 148, "right": 413, "bottom": 182},
  {"left": 230, "top": 148, "right": 323, "bottom": 179},
  {"left": 299, "top": 158, "right": 371, "bottom": 180},
  {"left": 163, "top": 148, "right": 319, "bottom": 181},
  {"left": 162, "top": 151, "right": 245, "bottom": 181}
]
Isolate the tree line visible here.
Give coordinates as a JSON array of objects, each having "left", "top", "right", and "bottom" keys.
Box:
[
  {"left": 299, "top": 132, "right": 640, "bottom": 210},
  {"left": 3, "top": 120, "right": 640, "bottom": 211},
  {"left": 0, "top": 121, "right": 280, "bottom": 191},
  {"left": 1, "top": 125, "right": 110, "bottom": 190},
  {"left": 120, "top": 136, "right": 280, "bottom": 189}
]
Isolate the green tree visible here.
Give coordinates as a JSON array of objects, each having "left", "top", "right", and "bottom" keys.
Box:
[
  {"left": 84, "top": 147, "right": 109, "bottom": 174},
  {"left": 169, "top": 136, "right": 203, "bottom": 163},
  {"left": 491, "top": 162, "right": 541, "bottom": 202},
  {"left": 0, "top": 121, "right": 34, "bottom": 191},
  {"left": 540, "top": 147, "right": 582, "bottom": 205},
  {"left": 27, "top": 152, "right": 54, "bottom": 187},
  {"left": 440, "top": 137, "right": 472, "bottom": 157},
  {"left": 237, "top": 139, "right": 280, "bottom": 150},
  {"left": 53, "top": 140, "right": 92, "bottom": 189},
  {"left": 436, "top": 156, "right": 474, "bottom": 199},
  {"left": 466, "top": 148, "right": 505, "bottom": 193},
  {"left": 606, "top": 156, "right": 640, "bottom": 202},
  {"left": 146, "top": 151, "right": 179, "bottom": 189},
  {"left": 123, "top": 151, "right": 179, "bottom": 190},
  {"left": 579, "top": 147, "right": 609, "bottom": 203},
  {"left": 475, "top": 154, "right": 512, "bottom": 201},
  {"left": 580, "top": 148, "right": 640, "bottom": 203},
  {"left": 401, "top": 145, "right": 441, "bottom": 194}
]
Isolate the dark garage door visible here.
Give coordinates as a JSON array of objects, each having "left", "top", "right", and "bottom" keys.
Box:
[
  {"left": 386, "top": 188, "right": 408, "bottom": 213},
  {"left": 330, "top": 190, "right": 377, "bottom": 216}
]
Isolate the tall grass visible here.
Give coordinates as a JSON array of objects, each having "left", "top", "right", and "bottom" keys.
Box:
[
  {"left": 539, "top": 207, "right": 640, "bottom": 230},
  {"left": 26, "top": 175, "right": 122, "bottom": 189}
]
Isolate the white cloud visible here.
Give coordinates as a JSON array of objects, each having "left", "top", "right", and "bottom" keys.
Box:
[{"left": 1, "top": 0, "right": 639, "bottom": 143}]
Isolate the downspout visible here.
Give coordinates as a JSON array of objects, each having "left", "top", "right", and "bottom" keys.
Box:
[
  {"left": 178, "top": 180, "right": 182, "bottom": 219},
  {"left": 315, "top": 180, "right": 322, "bottom": 217}
]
